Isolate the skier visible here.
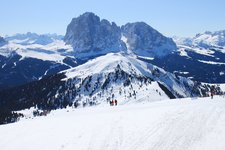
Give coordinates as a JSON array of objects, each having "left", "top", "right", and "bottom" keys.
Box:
[
  {"left": 112, "top": 100, "right": 115, "bottom": 106},
  {"left": 115, "top": 99, "right": 118, "bottom": 106},
  {"left": 209, "top": 86, "right": 213, "bottom": 99},
  {"left": 110, "top": 100, "right": 114, "bottom": 106},
  {"left": 211, "top": 92, "right": 214, "bottom": 99}
]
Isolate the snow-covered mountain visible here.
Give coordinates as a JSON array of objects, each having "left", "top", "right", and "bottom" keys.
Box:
[
  {"left": 62, "top": 53, "right": 205, "bottom": 101},
  {"left": 0, "top": 34, "right": 78, "bottom": 89},
  {"left": 5, "top": 32, "right": 63, "bottom": 45},
  {"left": 192, "top": 30, "right": 225, "bottom": 48},
  {"left": 146, "top": 31, "right": 225, "bottom": 83},
  {"left": 173, "top": 30, "right": 225, "bottom": 49},
  {"left": 146, "top": 45, "right": 225, "bottom": 83}
]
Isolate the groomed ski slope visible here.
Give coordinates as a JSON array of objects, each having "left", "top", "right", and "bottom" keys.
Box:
[{"left": 1, "top": 96, "right": 225, "bottom": 150}]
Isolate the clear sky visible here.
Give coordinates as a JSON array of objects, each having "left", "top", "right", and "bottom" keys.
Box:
[{"left": 0, "top": 0, "right": 225, "bottom": 37}]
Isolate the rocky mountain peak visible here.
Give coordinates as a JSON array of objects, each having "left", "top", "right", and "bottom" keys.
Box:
[
  {"left": 64, "top": 12, "right": 124, "bottom": 59},
  {"left": 121, "top": 22, "right": 177, "bottom": 57}
]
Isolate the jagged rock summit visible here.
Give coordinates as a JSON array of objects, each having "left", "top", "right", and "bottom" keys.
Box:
[
  {"left": 64, "top": 12, "right": 177, "bottom": 59},
  {"left": 64, "top": 12, "right": 125, "bottom": 59}
]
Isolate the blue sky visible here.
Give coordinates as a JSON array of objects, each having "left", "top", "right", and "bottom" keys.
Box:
[{"left": 0, "top": 0, "right": 225, "bottom": 37}]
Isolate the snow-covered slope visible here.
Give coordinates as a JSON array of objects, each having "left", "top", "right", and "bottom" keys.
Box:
[{"left": 1, "top": 96, "right": 225, "bottom": 150}]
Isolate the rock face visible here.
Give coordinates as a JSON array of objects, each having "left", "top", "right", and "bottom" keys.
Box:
[
  {"left": 64, "top": 12, "right": 125, "bottom": 59},
  {"left": 121, "top": 22, "right": 177, "bottom": 57},
  {"left": 64, "top": 12, "right": 177, "bottom": 59}
]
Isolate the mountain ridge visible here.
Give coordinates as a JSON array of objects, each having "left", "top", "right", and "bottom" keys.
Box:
[
  {"left": 64, "top": 12, "right": 177, "bottom": 59},
  {"left": 5, "top": 32, "right": 64, "bottom": 45},
  {"left": 0, "top": 52, "right": 217, "bottom": 111}
]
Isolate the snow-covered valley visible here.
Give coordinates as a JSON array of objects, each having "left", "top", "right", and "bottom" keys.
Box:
[{"left": 1, "top": 96, "right": 225, "bottom": 150}]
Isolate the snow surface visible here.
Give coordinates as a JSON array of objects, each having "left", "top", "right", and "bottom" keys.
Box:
[
  {"left": 121, "top": 35, "right": 134, "bottom": 56},
  {"left": 137, "top": 56, "right": 154, "bottom": 60},
  {"left": 177, "top": 47, "right": 190, "bottom": 57},
  {"left": 197, "top": 60, "right": 225, "bottom": 65},
  {"left": 1, "top": 96, "right": 225, "bottom": 150},
  {"left": 174, "top": 71, "right": 189, "bottom": 75},
  {"left": 218, "top": 84, "right": 225, "bottom": 91},
  {"left": 220, "top": 72, "right": 225, "bottom": 76}
]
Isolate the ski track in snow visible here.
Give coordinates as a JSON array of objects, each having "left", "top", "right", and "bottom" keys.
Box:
[{"left": 1, "top": 96, "right": 225, "bottom": 150}]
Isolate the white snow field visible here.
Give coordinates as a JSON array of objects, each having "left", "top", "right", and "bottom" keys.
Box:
[{"left": 1, "top": 96, "right": 225, "bottom": 150}]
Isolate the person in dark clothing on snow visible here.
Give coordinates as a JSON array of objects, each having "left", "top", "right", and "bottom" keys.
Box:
[
  {"left": 115, "top": 99, "right": 118, "bottom": 106},
  {"left": 110, "top": 100, "right": 114, "bottom": 106},
  {"left": 109, "top": 100, "right": 118, "bottom": 106},
  {"left": 211, "top": 92, "right": 214, "bottom": 99},
  {"left": 210, "top": 86, "right": 215, "bottom": 99}
]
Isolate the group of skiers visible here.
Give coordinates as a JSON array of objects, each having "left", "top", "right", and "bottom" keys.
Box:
[{"left": 110, "top": 99, "right": 118, "bottom": 106}]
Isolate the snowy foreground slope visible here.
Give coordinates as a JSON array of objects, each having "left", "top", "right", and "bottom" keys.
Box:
[{"left": 1, "top": 96, "right": 225, "bottom": 150}]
